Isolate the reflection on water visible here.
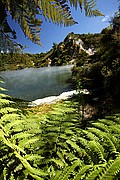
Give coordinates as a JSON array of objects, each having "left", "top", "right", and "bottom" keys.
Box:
[{"left": 0, "top": 65, "right": 73, "bottom": 101}]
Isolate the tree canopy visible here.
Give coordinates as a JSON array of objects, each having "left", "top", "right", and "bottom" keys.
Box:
[{"left": 0, "top": 0, "right": 103, "bottom": 52}]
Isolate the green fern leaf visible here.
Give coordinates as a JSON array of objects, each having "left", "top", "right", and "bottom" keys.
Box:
[
  {"left": 88, "top": 127, "right": 117, "bottom": 155},
  {"left": 50, "top": 158, "right": 65, "bottom": 168},
  {"left": 81, "top": 129, "right": 99, "bottom": 141},
  {"left": 83, "top": 0, "right": 104, "bottom": 17},
  {"left": 88, "top": 140, "right": 106, "bottom": 163},
  {"left": 24, "top": 154, "right": 44, "bottom": 161},
  {"left": 92, "top": 122, "right": 110, "bottom": 133},
  {"left": 14, "top": 150, "right": 48, "bottom": 177},
  {"left": 66, "top": 139, "right": 82, "bottom": 154},
  {"left": 0, "top": 107, "right": 19, "bottom": 114},
  {"left": 73, "top": 164, "right": 92, "bottom": 180},
  {"left": 99, "top": 157, "right": 120, "bottom": 180},
  {"left": 50, "top": 170, "right": 62, "bottom": 180},
  {"left": 85, "top": 164, "right": 105, "bottom": 180},
  {"left": 56, "top": 160, "right": 81, "bottom": 180},
  {"left": 57, "top": 150, "right": 66, "bottom": 164}
]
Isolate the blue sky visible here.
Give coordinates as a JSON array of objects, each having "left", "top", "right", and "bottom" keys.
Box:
[{"left": 9, "top": 0, "right": 119, "bottom": 54}]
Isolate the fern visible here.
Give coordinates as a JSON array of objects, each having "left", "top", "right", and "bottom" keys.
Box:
[
  {"left": 1, "top": 81, "right": 120, "bottom": 179},
  {"left": 84, "top": 0, "right": 103, "bottom": 17},
  {"left": 1, "top": 0, "right": 103, "bottom": 50},
  {"left": 98, "top": 157, "right": 120, "bottom": 180},
  {"left": 0, "top": 86, "right": 48, "bottom": 179},
  {"left": 87, "top": 128, "right": 117, "bottom": 156},
  {"left": 69, "top": 0, "right": 103, "bottom": 17},
  {"left": 73, "top": 164, "right": 93, "bottom": 180}
]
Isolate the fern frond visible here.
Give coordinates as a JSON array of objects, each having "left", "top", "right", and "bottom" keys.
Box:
[
  {"left": 0, "top": 129, "right": 26, "bottom": 154},
  {"left": 0, "top": 93, "right": 11, "bottom": 98},
  {"left": 83, "top": 0, "right": 104, "bottom": 17},
  {"left": 99, "top": 118, "right": 120, "bottom": 126},
  {"left": 73, "top": 164, "right": 92, "bottom": 180},
  {"left": 0, "top": 107, "right": 19, "bottom": 114},
  {"left": 50, "top": 158, "right": 65, "bottom": 168},
  {"left": 69, "top": 0, "right": 82, "bottom": 10},
  {"left": 3, "top": 119, "right": 24, "bottom": 134},
  {"left": 92, "top": 122, "right": 110, "bottom": 133},
  {"left": 84, "top": 164, "right": 106, "bottom": 180},
  {"left": 52, "top": 160, "right": 81, "bottom": 180},
  {"left": 14, "top": 150, "right": 47, "bottom": 177},
  {"left": 88, "top": 127, "right": 117, "bottom": 155},
  {"left": 109, "top": 125, "right": 120, "bottom": 135},
  {"left": 40, "top": 0, "right": 76, "bottom": 26},
  {"left": 0, "top": 99, "right": 14, "bottom": 107},
  {"left": 50, "top": 170, "right": 61, "bottom": 180},
  {"left": 68, "top": 0, "right": 104, "bottom": 16},
  {"left": 99, "top": 156, "right": 120, "bottom": 180},
  {"left": 88, "top": 140, "right": 106, "bottom": 164},
  {"left": 81, "top": 129, "right": 99, "bottom": 141},
  {"left": 57, "top": 150, "right": 66, "bottom": 163},
  {"left": 66, "top": 139, "right": 82, "bottom": 154},
  {"left": 25, "top": 154, "right": 44, "bottom": 161},
  {"left": 105, "top": 115, "right": 120, "bottom": 124}
]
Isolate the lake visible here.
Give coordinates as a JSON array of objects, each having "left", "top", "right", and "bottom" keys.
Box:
[{"left": 0, "top": 65, "right": 74, "bottom": 101}]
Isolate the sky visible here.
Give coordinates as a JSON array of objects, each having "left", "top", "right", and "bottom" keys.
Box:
[{"left": 8, "top": 0, "right": 119, "bottom": 54}]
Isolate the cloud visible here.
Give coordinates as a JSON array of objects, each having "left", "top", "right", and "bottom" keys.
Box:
[{"left": 101, "top": 15, "right": 111, "bottom": 22}]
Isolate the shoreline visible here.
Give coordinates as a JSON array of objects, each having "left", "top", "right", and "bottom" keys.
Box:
[{"left": 28, "top": 89, "right": 89, "bottom": 107}]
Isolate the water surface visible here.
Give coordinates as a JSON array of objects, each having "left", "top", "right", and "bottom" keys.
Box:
[{"left": 0, "top": 65, "right": 73, "bottom": 101}]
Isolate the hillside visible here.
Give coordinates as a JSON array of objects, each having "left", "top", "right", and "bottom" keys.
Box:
[{"left": 0, "top": 32, "right": 102, "bottom": 71}]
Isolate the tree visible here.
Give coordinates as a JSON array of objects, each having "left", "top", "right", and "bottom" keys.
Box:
[
  {"left": 72, "top": 10, "right": 120, "bottom": 116},
  {"left": 0, "top": 0, "right": 103, "bottom": 52}
]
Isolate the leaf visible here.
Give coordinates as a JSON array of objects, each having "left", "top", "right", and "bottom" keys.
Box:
[
  {"left": 73, "top": 165, "right": 92, "bottom": 180},
  {"left": 66, "top": 139, "right": 82, "bottom": 153},
  {"left": 51, "top": 158, "right": 65, "bottom": 167},
  {"left": 100, "top": 157, "right": 120, "bottom": 180}
]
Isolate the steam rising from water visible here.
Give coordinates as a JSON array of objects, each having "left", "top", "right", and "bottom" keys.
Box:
[{"left": 0, "top": 65, "right": 73, "bottom": 101}]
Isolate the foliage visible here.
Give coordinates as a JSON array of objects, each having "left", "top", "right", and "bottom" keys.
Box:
[
  {"left": 0, "top": 81, "right": 48, "bottom": 179},
  {"left": 0, "top": 32, "right": 102, "bottom": 71},
  {"left": 72, "top": 10, "right": 120, "bottom": 114},
  {"left": 0, "top": 0, "right": 103, "bottom": 52},
  {"left": 1, "top": 80, "right": 120, "bottom": 179}
]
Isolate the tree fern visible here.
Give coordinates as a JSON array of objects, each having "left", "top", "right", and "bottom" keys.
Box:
[
  {"left": 1, "top": 0, "right": 103, "bottom": 51},
  {"left": 68, "top": 0, "right": 103, "bottom": 17},
  {"left": 83, "top": 0, "right": 103, "bottom": 17}
]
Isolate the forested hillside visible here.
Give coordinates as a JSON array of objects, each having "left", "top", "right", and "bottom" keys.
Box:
[
  {"left": 0, "top": 32, "right": 102, "bottom": 71},
  {"left": 72, "top": 10, "right": 120, "bottom": 117}
]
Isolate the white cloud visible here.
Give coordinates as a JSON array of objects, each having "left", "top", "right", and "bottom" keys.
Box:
[{"left": 101, "top": 15, "right": 111, "bottom": 22}]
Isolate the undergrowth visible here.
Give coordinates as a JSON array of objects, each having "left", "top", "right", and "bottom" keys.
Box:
[{"left": 0, "top": 81, "right": 120, "bottom": 179}]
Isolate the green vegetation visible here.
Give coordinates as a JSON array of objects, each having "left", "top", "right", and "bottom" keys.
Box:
[
  {"left": 72, "top": 9, "right": 120, "bottom": 116},
  {"left": 1, "top": 82, "right": 120, "bottom": 179},
  {"left": 0, "top": 52, "right": 44, "bottom": 71},
  {"left": 0, "top": 1, "right": 120, "bottom": 179},
  {"left": 0, "top": 32, "right": 102, "bottom": 71}
]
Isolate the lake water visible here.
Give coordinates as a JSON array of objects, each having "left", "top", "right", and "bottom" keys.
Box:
[{"left": 0, "top": 65, "right": 73, "bottom": 101}]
